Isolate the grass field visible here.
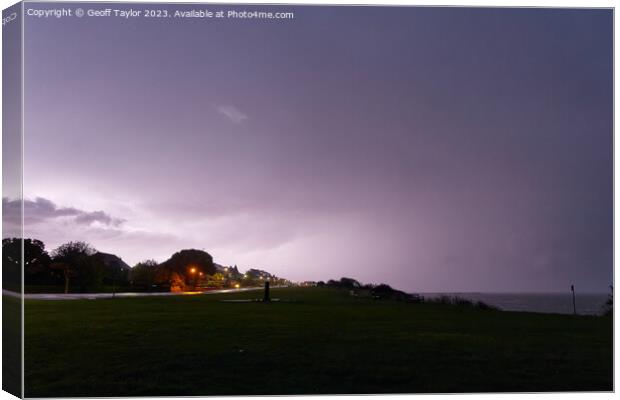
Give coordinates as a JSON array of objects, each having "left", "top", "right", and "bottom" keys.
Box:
[{"left": 24, "top": 287, "right": 612, "bottom": 396}]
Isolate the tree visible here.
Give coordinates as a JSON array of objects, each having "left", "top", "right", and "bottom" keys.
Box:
[
  {"left": 49, "top": 262, "right": 71, "bottom": 294},
  {"left": 3, "top": 238, "right": 53, "bottom": 288},
  {"left": 339, "top": 277, "right": 361, "bottom": 289},
  {"left": 207, "top": 272, "right": 226, "bottom": 288},
  {"left": 3, "top": 238, "right": 22, "bottom": 290},
  {"left": 160, "top": 249, "right": 216, "bottom": 289},
  {"left": 24, "top": 239, "right": 52, "bottom": 282},
  {"left": 51, "top": 241, "right": 97, "bottom": 293},
  {"left": 92, "top": 252, "right": 130, "bottom": 288},
  {"left": 130, "top": 260, "right": 159, "bottom": 291}
]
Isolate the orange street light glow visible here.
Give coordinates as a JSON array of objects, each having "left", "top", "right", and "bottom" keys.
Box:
[
  {"left": 190, "top": 267, "right": 196, "bottom": 274},
  {"left": 235, "top": 284, "right": 240, "bottom": 288}
]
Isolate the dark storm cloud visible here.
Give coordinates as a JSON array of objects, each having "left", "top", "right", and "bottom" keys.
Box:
[{"left": 3, "top": 197, "right": 125, "bottom": 227}]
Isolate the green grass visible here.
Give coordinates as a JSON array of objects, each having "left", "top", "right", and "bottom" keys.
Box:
[{"left": 24, "top": 287, "right": 612, "bottom": 396}]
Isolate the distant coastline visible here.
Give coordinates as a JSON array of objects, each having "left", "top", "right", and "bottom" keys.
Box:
[{"left": 419, "top": 292, "right": 609, "bottom": 315}]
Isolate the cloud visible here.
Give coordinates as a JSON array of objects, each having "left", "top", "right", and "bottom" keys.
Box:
[
  {"left": 216, "top": 105, "right": 248, "bottom": 124},
  {"left": 2, "top": 197, "right": 125, "bottom": 227},
  {"left": 74, "top": 210, "right": 123, "bottom": 226}
]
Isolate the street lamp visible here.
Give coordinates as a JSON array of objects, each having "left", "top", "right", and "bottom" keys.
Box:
[{"left": 189, "top": 267, "right": 197, "bottom": 290}]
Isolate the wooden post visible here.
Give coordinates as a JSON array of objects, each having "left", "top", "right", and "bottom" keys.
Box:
[
  {"left": 571, "top": 285, "right": 576, "bottom": 315},
  {"left": 264, "top": 281, "right": 270, "bottom": 302}
]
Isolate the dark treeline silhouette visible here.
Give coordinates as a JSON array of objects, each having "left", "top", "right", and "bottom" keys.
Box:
[
  {"left": 322, "top": 277, "right": 424, "bottom": 303},
  {"left": 424, "top": 295, "right": 500, "bottom": 311},
  {"left": 3, "top": 238, "right": 288, "bottom": 293},
  {"left": 3, "top": 239, "right": 133, "bottom": 293},
  {"left": 322, "top": 276, "right": 503, "bottom": 310},
  {"left": 3, "top": 238, "right": 51, "bottom": 291}
]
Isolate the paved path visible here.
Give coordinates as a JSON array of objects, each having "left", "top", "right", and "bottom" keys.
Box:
[{"left": 3, "top": 287, "right": 266, "bottom": 301}]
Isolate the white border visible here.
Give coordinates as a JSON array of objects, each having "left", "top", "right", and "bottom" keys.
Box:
[{"left": 0, "top": 1, "right": 615, "bottom": 400}]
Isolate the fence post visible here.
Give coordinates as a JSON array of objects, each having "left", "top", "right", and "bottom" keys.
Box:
[{"left": 571, "top": 285, "right": 576, "bottom": 315}]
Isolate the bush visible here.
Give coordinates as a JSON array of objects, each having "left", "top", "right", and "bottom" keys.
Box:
[
  {"left": 339, "top": 277, "right": 361, "bottom": 288},
  {"left": 372, "top": 284, "right": 394, "bottom": 294},
  {"left": 475, "top": 301, "right": 501, "bottom": 311},
  {"left": 425, "top": 295, "right": 500, "bottom": 311},
  {"left": 370, "top": 284, "right": 424, "bottom": 303}
]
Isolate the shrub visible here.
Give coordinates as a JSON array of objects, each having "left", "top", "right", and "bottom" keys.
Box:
[
  {"left": 475, "top": 301, "right": 501, "bottom": 311},
  {"left": 425, "top": 295, "right": 500, "bottom": 311}
]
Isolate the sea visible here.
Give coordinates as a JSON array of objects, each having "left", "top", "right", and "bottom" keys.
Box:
[{"left": 419, "top": 292, "right": 610, "bottom": 315}]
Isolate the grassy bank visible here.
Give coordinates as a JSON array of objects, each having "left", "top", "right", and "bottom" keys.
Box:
[{"left": 24, "top": 287, "right": 612, "bottom": 396}]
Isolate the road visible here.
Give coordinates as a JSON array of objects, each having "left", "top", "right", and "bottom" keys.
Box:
[{"left": 3, "top": 286, "right": 267, "bottom": 301}]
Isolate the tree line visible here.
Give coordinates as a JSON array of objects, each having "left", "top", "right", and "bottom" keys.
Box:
[
  {"left": 3, "top": 238, "right": 131, "bottom": 293},
  {"left": 2, "top": 238, "right": 284, "bottom": 293}
]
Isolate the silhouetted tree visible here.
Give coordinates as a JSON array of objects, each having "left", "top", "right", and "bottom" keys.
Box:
[
  {"left": 362, "top": 283, "right": 376, "bottom": 290},
  {"left": 50, "top": 262, "right": 73, "bottom": 294},
  {"left": 51, "top": 241, "right": 98, "bottom": 293},
  {"left": 372, "top": 284, "right": 394, "bottom": 294},
  {"left": 130, "top": 260, "right": 159, "bottom": 291},
  {"left": 92, "top": 252, "right": 130, "bottom": 287},
  {"left": 3, "top": 238, "right": 23, "bottom": 290},
  {"left": 207, "top": 272, "right": 226, "bottom": 288},
  {"left": 160, "top": 249, "right": 216, "bottom": 289},
  {"left": 339, "top": 277, "right": 361, "bottom": 289},
  {"left": 3, "top": 238, "right": 53, "bottom": 288},
  {"left": 370, "top": 283, "right": 424, "bottom": 302}
]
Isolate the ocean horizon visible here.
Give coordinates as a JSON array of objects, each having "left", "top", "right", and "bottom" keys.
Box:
[{"left": 418, "top": 292, "right": 610, "bottom": 315}]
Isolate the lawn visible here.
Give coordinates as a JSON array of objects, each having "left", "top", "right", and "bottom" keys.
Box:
[{"left": 24, "top": 287, "right": 612, "bottom": 396}]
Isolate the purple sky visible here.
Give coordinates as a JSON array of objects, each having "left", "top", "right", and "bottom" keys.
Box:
[{"left": 14, "top": 5, "right": 612, "bottom": 292}]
